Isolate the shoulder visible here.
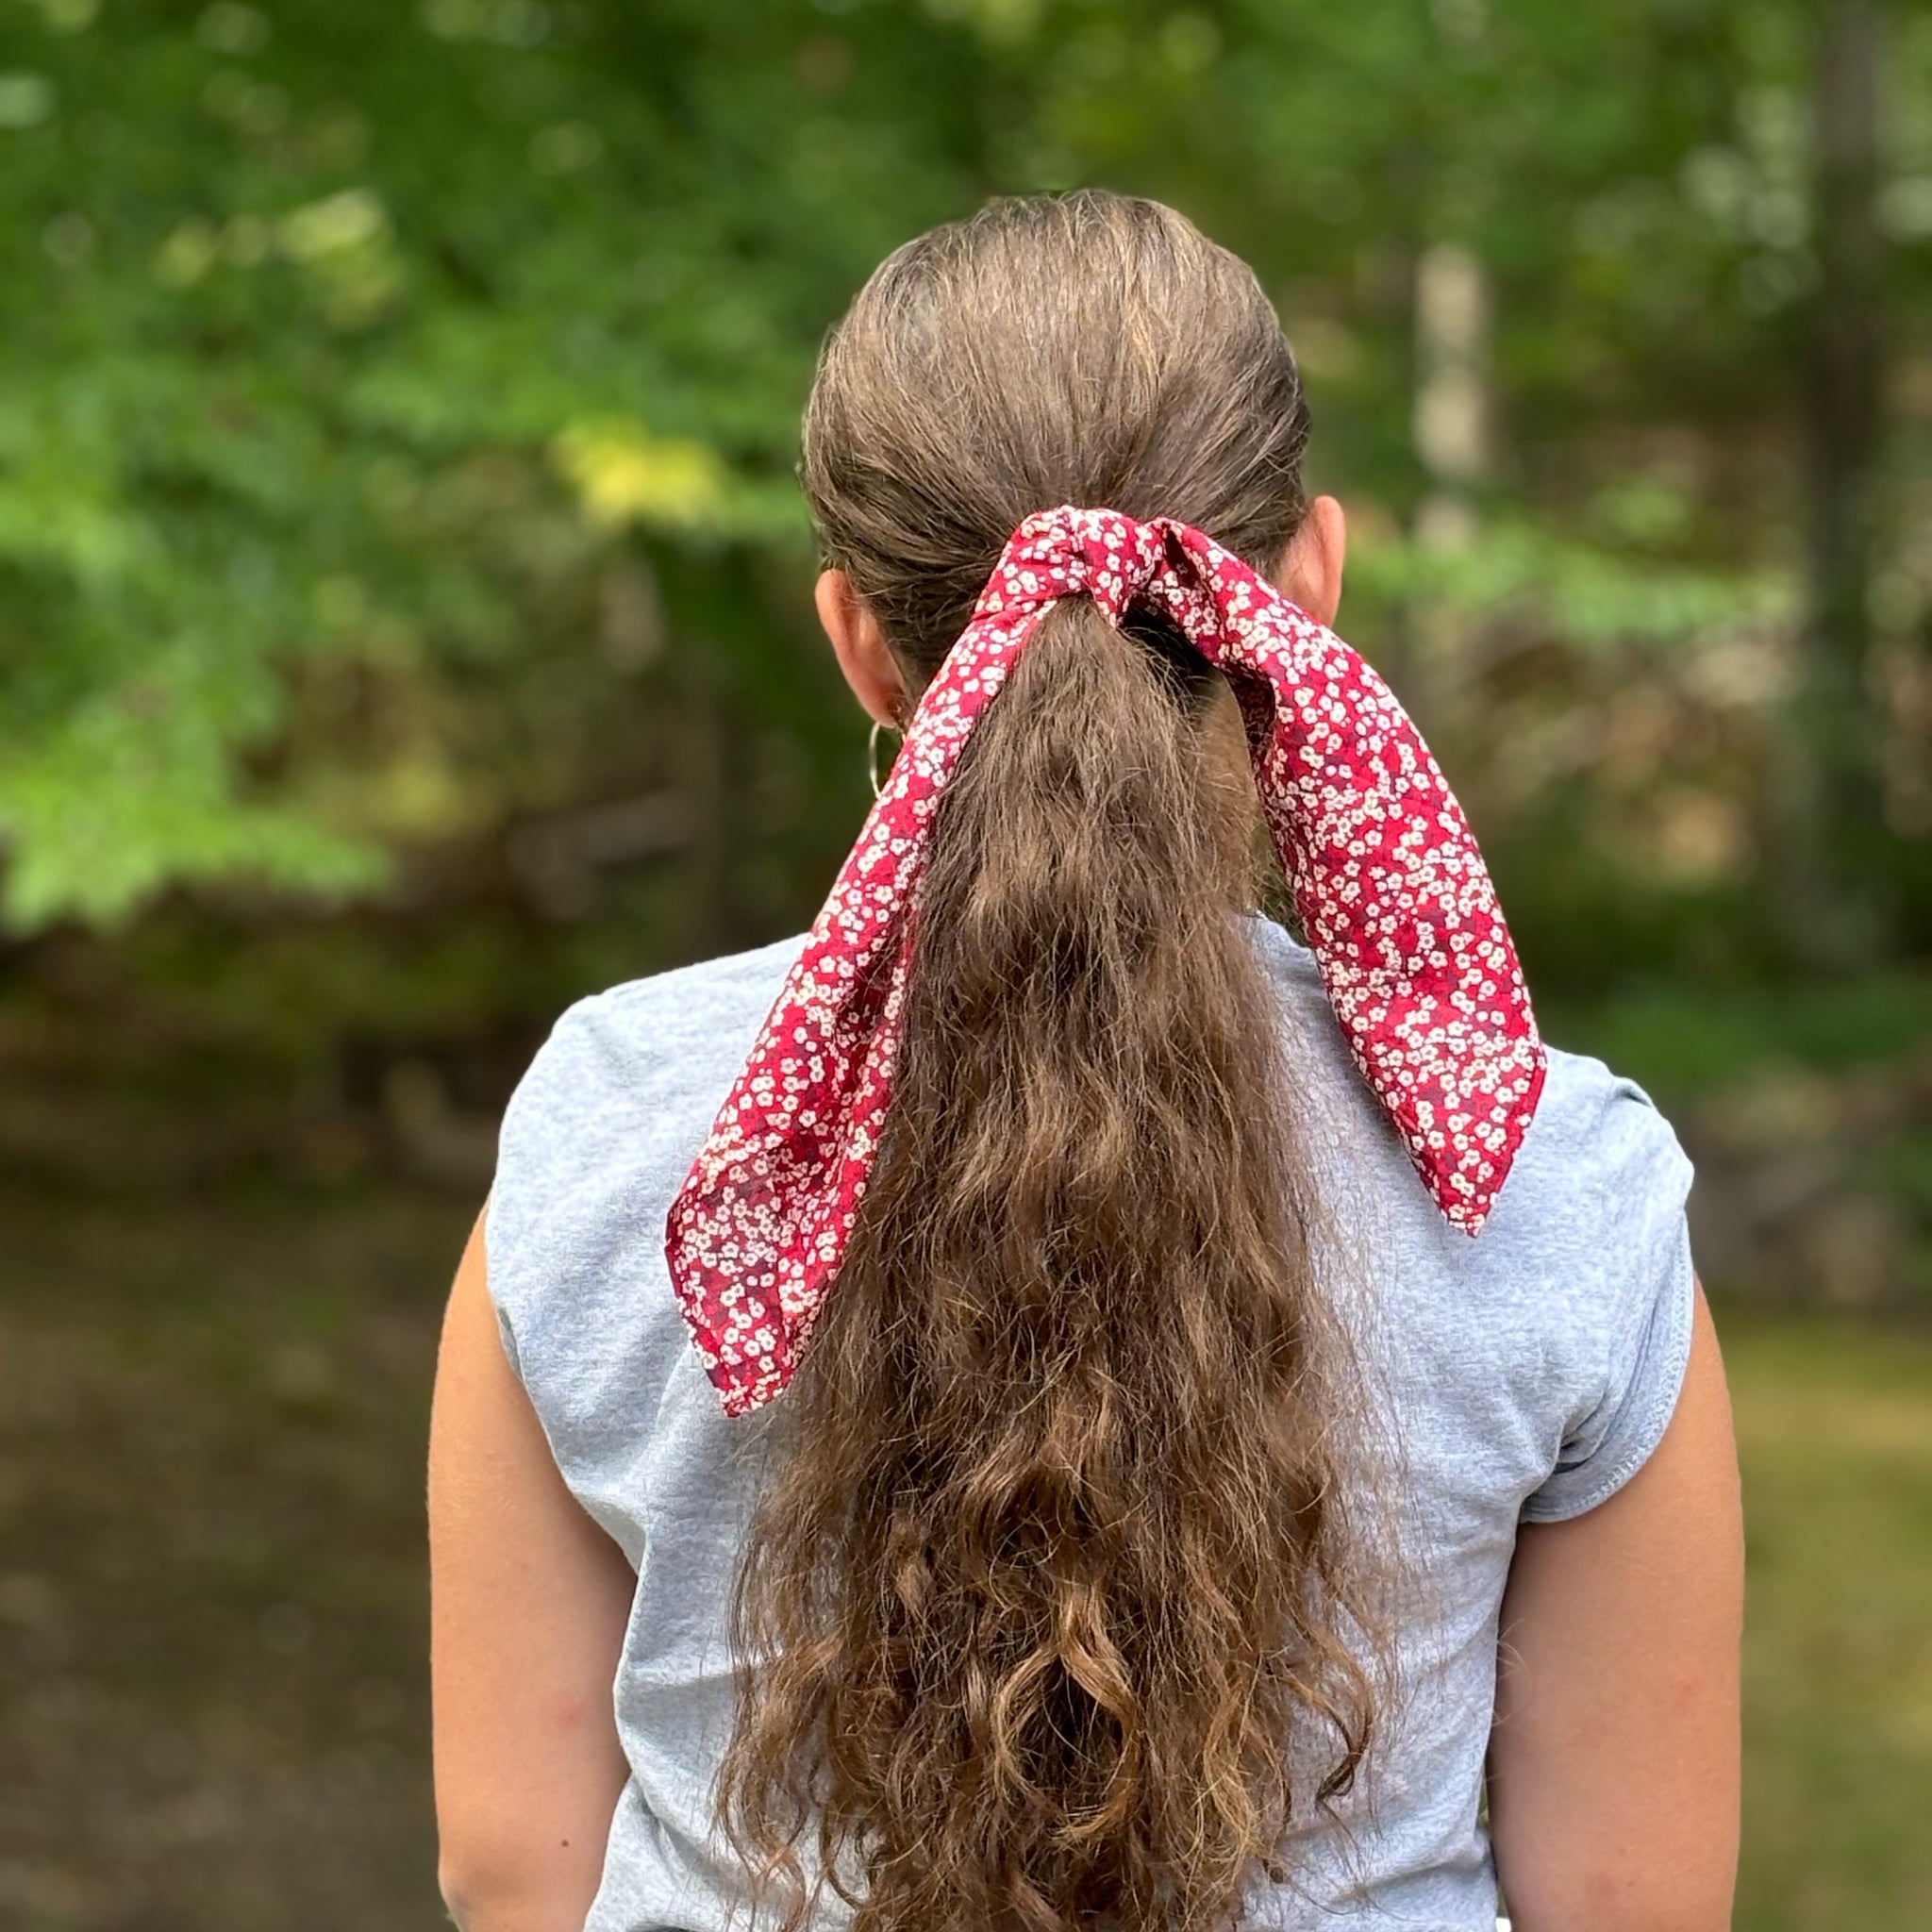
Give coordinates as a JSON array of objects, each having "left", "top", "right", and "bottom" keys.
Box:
[
  {"left": 494, "top": 930, "right": 809, "bottom": 1181},
  {"left": 1244, "top": 911, "right": 1692, "bottom": 1261},
  {"left": 1491, "top": 1042, "right": 1694, "bottom": 1272},
  {"left": 1501, "top": 1043, "right": 1699, "bottom": 1518},
  {"left": 523, "top": 928, "right": 809, "bottom": 1091},
  {"left": 481, "top": 933, "right": 807, "bottom": 1427},
  {"left": 1248, "top": 915, "right": 1698, "bottom": 1508}
]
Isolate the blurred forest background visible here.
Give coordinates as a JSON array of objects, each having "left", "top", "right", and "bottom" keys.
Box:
[{"left": 1, "top": 0, "right": 1928, "bottom": 1927}]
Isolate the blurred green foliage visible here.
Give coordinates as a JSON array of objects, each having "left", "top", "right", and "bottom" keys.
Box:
[{"left": 2, "top": 0, "right": 1926, "bottom": 957}]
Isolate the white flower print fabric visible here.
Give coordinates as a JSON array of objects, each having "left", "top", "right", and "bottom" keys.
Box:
[{"left": 665, "top": 506, "right": 1547, "bottom": 1416}]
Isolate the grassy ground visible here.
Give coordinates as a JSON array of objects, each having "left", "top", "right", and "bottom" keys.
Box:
[
  {"left": 1, "top": 1173, "right": 1927, "bottom": 1930},
  {"left": 1724, "top": 1311, "right": 1932, "bottom": 1930}
]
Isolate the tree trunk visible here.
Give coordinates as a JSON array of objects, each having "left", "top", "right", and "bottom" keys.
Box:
[
  {"left": 1407, "top": 239, "right": 1493, "bottom": 737},
  {"left": 672, "top": 639, "right": 729, "bottom": 964},
  {"left": 1412, "top": 239, "right": 1491, "bottom": 554},
  {"left": 1789, "top": 0, "right": 1889, "bottom": 968}
]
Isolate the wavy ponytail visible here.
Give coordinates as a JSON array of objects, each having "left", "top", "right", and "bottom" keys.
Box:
[{"left": 717, "top": 190, "right": 1382, "bottom": 1932}]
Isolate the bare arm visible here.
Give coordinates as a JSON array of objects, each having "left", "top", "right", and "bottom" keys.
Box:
[
  {"left": 428, "top": 1208, "right": 638, "bottom": 1932},
  {"left": 1489, "top": 1282, "right": 1742, "bottom": 1932}
]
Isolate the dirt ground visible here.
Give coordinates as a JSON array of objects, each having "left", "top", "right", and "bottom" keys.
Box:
[{"left": 1, "top": 1173, "right": 468, "bottom": 1932}]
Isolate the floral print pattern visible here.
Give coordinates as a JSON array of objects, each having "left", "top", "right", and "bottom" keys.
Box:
[{"left": 666, "top": 507, "right": 1547, "bottom": 1416}]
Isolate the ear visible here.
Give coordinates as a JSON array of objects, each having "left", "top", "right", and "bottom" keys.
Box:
[
  {"left": 814, "top": 569, "right": 909, "bottom": 728},
  {"left": 1271, "top": 494, "right": 1346, "bottom": 629}
]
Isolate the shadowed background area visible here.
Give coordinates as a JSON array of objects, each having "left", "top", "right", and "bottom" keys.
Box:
[{"left": 0, "top": 1, "right": 1927, "bottom": 1926}]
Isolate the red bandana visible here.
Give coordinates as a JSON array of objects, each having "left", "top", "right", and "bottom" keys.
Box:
[{"left": 666, "top": 508, "right": 1546, "bottom": 1416}]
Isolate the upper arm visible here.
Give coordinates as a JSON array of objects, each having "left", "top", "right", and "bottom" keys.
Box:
[
  {"left": 428, "top": 1207, "right": 637, "bottom": 1932},
  {"left": 1488, "top": 1282, "right": 1742, "bottom": 1932}
]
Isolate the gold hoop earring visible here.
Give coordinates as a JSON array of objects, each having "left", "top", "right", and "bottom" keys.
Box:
[{"left": 867, "top": 717, "right": 901, "bottom": 800}]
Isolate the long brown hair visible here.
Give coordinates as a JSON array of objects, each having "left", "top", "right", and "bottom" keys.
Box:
[{"left": 717, "top": 190, "right": 1380, "bottom": 1932}]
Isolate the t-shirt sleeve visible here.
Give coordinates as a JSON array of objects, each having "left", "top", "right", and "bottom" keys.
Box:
[
  {"left": 480, "top": 999, "right": 582, "bottom": 1390},
  {"left": 480, "top": 990, "right": 645, "bottom": 1405},
  {"left": 476, "top": 989, "right": 678, "bottom": 1567},
  {"left": 1520, "top": 1074, "right": 1699, "bottom": 1524}
]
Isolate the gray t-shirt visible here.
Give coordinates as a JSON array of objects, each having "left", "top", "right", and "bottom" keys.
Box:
[{"left": 485, "top": 914, "right": 1696, "bottom": 1932}]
